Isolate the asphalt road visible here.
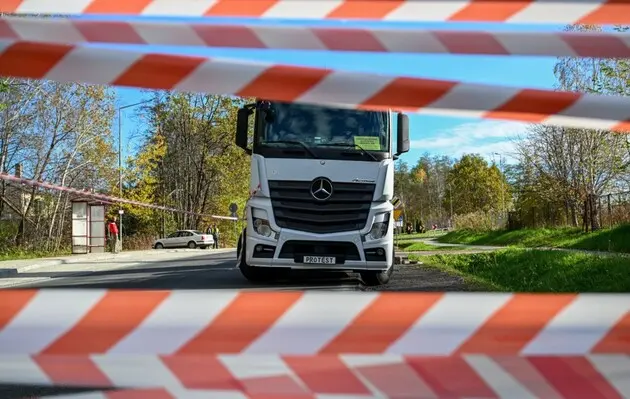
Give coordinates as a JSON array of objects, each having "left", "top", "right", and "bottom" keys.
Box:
[
  {"left": 1, "top": 249, "right": 470, "bottom": 398},
  {"left": 4, "top": 250, "right": 469, "bottom": 291}
]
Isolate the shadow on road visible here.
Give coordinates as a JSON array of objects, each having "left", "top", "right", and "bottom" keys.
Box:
[{"left": 8, "top": 252, "right": 364, "bottom": 290}]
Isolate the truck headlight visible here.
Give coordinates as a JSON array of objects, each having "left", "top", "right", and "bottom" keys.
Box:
[
  {"left": 253, "top": 217, "right": 274, "bottom": 238},
  {"left": 367, "top": 212, "right": 390, "bottom": 240},
  {"left": 251, "top": 208, "right": 277, "bottom": 238}
]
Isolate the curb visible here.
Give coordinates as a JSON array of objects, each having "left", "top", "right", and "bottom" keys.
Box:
[
  {"left": 0, "top": 248, "right": 237, "bottom": 278},
  {"left": 0, "top": 253, "right": 132, "bottom": 278}
]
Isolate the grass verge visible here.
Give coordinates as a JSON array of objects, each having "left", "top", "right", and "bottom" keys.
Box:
[
  {"left": 414, "top": 249, "right": 630, "bottom": 292},
  {"left": 0, "top": 248, "right": 71, "bottom": 262},
  {"left": 436, "top": 224, "right": 630, "bottom": 253},
  {"left": 397, "top": 241, "right": 470, "bottom": 251}
]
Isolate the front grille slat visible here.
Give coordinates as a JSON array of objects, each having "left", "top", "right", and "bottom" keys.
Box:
[{"left": 269, "top": 180, "right": 375, "bottom": 234}]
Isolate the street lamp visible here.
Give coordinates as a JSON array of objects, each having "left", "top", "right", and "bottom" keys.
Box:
[{"left": 117, "top": 99, "right": 152, "bottom": 250}]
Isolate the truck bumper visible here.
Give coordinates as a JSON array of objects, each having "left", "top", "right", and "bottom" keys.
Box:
[{"left": 245, "top": 229, "right": 393, "bottom": 271}]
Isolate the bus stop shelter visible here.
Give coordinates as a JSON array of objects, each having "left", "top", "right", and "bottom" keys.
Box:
[{"left": 71, "top": 198, "right": 110, "bottom": 254}]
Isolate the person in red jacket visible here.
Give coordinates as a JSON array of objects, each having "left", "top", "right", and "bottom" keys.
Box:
[{"left": 107, "top": 217, "right": 119, "bottom": 253}]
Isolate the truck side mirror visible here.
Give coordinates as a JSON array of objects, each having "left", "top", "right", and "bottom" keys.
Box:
[
  {"left": 236, "top": 107, "right": 252, "bottom": 154},
  {"left": 396, "top": 113, "right": 410, "bottom": 156}
]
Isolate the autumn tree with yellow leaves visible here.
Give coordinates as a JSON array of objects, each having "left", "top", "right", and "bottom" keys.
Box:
[{"left": 120, "top": 93, "right": 252, "bottom": 248}]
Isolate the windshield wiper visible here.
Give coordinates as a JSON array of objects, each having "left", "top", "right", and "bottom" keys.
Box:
[
  {"left": 265, "top": 140, "right": 318, "bottom": 159},
  {"left": 321, "top": 143, "right": 378, "bottom": 161}
]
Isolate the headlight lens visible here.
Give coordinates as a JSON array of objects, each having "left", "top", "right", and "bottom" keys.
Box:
[
  {"left": 253, "top": 217, "right": 273, "bottom": 237},
  {"left": 368, "top": 212, "right": 390, "bottom": 240}
]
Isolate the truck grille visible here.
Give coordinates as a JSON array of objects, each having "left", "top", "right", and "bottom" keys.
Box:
[{"left": 268, "top": 180, "right": 375, "bottom": 234}]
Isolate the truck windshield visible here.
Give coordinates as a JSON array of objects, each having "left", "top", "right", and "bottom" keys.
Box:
[{"left": 257, "top": 101, "right": 389, "bottom": 154}]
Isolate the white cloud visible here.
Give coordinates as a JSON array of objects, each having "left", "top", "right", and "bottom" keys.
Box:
[{"left": 410, "top": 120, "right": 531, "bottom": 162}]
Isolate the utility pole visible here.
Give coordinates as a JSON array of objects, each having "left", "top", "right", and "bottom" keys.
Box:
[
  {"left": 493, "top": 152, "right": 506, "bottom": 224},
  {"left": 449, "top": 182, "right": 454, "bottom": 229}
]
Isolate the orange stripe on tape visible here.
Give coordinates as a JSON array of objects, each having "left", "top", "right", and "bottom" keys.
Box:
[
  {"left": 176, "top": 292, "right": 303, "bottom": 354},
  {"left": 312, "top": 28, "right": 388, "bottom": 52},
  {"left": 449, "top": 0, "right": 530, "bottom": 22},
  {"left": 205, "top": 0, "right": 280, "bottom": 17},
  {"left": 327, "top": 0, "right": 404, "bottom": 19},
  {"left": 236, "top": 65, "right": 331, "bottom": 103},
  {"left": 456, "top": 294, "right": 576, "bottom": 355},
  {"left": 74, "top": 21, "right": 146, "bottom": 44},
  {"left": 320, "top": 293, "right": 443, "bottom": 353},
  {"left": 578, "top": 0, "right": 630, "bottom": 24},
  {"left": 592, "top": 311, "right": 630, "bottom": 353},
  {"left": 495, "top": 357, "right": 564, "bottom": 398},
  {"left": 193, "top": 25, "right": 266, "bottom": 48},
  {"left": 361, "top": 77, "right": 456, "bottom": 112},
  {"left": 35, "top": 355, "right": 112, "bottom": 387},
  {"left": 0, "top": 19, "right": 19, "bottom": 40},
  {"left": 285, "top": 355, "right": 372, "bottom": 395},
  {"left": 529, "top": 357, "right": 622, "bottom": 399},
  {"left": 113, "top": 54, "right": 205, "bottom": 90},
  {"left": 435, "top": 31, "right": 510, "bottom": 55},
  {"left": 612, "top": 120, "right": 630, "bottom": 133},
  {"left": 352, "top": 360, "right": 440, "bottom": 398},
  {"left": 0, "top": 290, "right": 37, "bottom": 329},
  {"left": 484, "top": 89, "right": 580, "bottom": 123},
  {"left": 240, "top": 374, "right": 309, "bottom": 396},
  {"left": 84, "top": 0, "right": 153, "bottom": 14},
  {"left": 161, "top": 355, "right": 243, "bottom": 390},
  {"left": 0, "top": 0, "right": 22, "bottom": 12},
  {"left": 0, "top": 42, "right": 72, "bottom": 80},
  {"left": 560, "top": 32, "right": 630, "bottom": 58},
  {"left": 42, "top": 291, "right": 170, "bottom": 355},
  {"left": 407, "top": 356, "right": 499, "bottom": 398}
]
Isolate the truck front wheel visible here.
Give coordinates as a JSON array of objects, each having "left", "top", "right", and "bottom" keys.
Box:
[
  {"left": 360, "top": 246, "right": 395, "bottom": 286},
  {"left": 360, "top": 267, "right": 393, "bottom": 286},
  {"left": 238, "top": 230, "right": 279, "bottom": 283}
]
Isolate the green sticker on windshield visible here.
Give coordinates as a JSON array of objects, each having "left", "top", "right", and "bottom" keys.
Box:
[{"left": 353, "top": 136, "right": 381, "bottom": 151}]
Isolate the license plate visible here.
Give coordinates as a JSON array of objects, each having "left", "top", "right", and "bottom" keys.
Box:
[{"left": 303, "top": 256, "right": 336, "bottom": 264}]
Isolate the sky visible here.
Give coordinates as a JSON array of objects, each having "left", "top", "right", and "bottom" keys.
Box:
[{"left": 80, "top": 15, "right": 567, "bottom": 168}]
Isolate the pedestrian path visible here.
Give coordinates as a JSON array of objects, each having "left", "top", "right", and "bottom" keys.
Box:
[{"left": 396, "top": 236, "right": 629, "bottom": 258}]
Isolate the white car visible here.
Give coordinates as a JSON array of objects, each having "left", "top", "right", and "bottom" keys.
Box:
[{"left": 153, "top": 230, "right": 214, "bottom": 249}]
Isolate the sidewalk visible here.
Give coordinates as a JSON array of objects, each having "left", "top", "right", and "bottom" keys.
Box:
[{"left": 0, "top": 248, "right": 236, "bottom": 278}]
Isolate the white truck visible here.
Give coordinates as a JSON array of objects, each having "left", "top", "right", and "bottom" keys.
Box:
[{"left": 234, "top": 99, "right": 409, "bottom": 286}]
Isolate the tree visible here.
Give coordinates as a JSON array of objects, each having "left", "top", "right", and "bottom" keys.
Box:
[
  {"left": 515, "top": 23, "right": 630, "bottom": 231},
  {"left": 0, "top": 79, "right": 116, "bottom": 250},
  {"left": 122, "top": 93, "right": 251, "bottom": 247},
  {"left": 394, "top": 154, "right": 453, "bottom": 227},
  {"left": 444, "top": 154, "right": 510, "bottom": 215}
]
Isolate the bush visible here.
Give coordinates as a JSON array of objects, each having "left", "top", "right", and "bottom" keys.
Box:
[
  {"left": 454, "top": 210, "right": 504, "bottom": 230},
  {"left": 122, "top": 235, "right": 156, "bottom": 251}
]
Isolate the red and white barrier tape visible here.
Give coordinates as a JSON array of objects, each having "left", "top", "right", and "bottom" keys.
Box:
[
  {"left": 1, "top": 40, "right": 629, "bottom": 132},
  {"left": 0, "top": 290, "right": 628, "bottom": 356},
  {"left": 2, "top": 0, "right": 629, "bottom": 25},
  {"left": 4, "top": 354, "right": 629, "bottom": 398},
  {"left": 0, "top": 173, "right": 238, "bottom": 220},
  {"left": 3, "top": 17, "right": 630, "bottom": 59}
]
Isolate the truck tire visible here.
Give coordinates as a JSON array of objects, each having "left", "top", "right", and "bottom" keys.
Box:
[
  {"left": 360, "top": 246, "right": 395, "bottom": 286},
  {"left": 360, "top": 267, "right": 393, "bottom": 286},
  {"left": 238, "top": 229, "right": 276, "bottom": 283}
]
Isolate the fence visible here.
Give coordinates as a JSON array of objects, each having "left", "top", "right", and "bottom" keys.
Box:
[{"left": 508, "top": 191, "right": 630, "bottom": 230}]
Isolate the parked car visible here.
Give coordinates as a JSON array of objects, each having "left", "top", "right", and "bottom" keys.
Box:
[{"left": 153, "top": 230, "right": 214, "bottom": 249}]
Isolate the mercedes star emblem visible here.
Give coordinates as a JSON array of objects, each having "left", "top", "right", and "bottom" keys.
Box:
[{"left": 310, "top": 177, "right": 333, "bottom": 201}]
